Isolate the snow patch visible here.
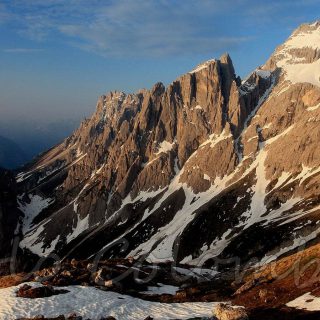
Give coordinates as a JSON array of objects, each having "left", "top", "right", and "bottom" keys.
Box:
[
  {"left": 284, "top": 24, "right": 320, "bottom": 51},
  {"left": 141, "top": 283, "right": 179, "bottom": 296},
  {"left": 255, "top": 69, "right": 271, "bottom": 79},
  {"left": 0, "top": 283, "right": 218, "bottom": 320},
  {"left": 155, "top": 140, "right": 175, "bottom": 155},
  {"left": 16, "top": 172, "right": 32, "bottom": 183},
  {"left": 259, "top": 221, "right": 320, "bottom": 265},
  {"left": 189, "top": 59, "right": 215, "bottom": 73},
  {"left": 307, "top": 102, "right": 320, "bottom": 111},
  {"left": 287, "top": 292, "right": 320, "bottom": 311},
  {"left": 275, "top": 24, "right": 320, "bottom": 87},
  {"left": 200, "top": 130, "right": 232, "bottom": 149},
  {"left": 173, "top": 267, "right": 219, "bottom": 279},
  {"left": 66, "top": 214, "right": 89, "bottom": 244},
  {"left": 18, "top": 194, "right": 54, "bottom": 235},
  {"left": 282, "top": 59, "right": 320, "bottom": 88},
  {"left": 19, "top": 225, "right": 59, "bottom": 257}
]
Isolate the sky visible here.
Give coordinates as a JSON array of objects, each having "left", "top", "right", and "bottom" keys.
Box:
[{"left": 0, "top": 0, "right": 319, "bottom": 137}]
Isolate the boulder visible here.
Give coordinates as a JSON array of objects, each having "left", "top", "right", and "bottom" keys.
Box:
[
  {"left": 16, "top": 284, "right": 69, "bottom": 299},
  {"left": 213, "top": 303, "right": 248, "bottom": 320}
]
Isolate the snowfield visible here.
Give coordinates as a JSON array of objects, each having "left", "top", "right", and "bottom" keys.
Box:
[
  {"left": 287, "top": 292, "right": 320, "bottom": 311},
  {"left": 18, "top": 194, "right": 54, "bottom": 235},
  {"left": 276, "top": 22, "right": 320, "bottom": 87},
  {"left": 0, "top": 283, "right": 217, "bottom": 320}
]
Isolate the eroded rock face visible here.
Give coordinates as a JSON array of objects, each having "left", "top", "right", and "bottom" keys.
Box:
[{"left": 16, "top": 21, "right": 320, "bottom": 268}]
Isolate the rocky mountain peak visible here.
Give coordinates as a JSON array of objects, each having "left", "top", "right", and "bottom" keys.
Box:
[
  {"left": 293, "top": 20, "right": 320, "bottom": 36},
  {"left": 220, "top": 52, "right": 236, "bottom": 80},
  {"left": 264, "top": 21, "right": 320, "bottom": 88},
  {"left": 13, "top": 21, "right": 320, "bottom": 270},
  {"left": 151, "top": 82, "right": 165, "bottom": 96},
  {"left": 188, "top": 58, "right": 216, "bottom": 74}
]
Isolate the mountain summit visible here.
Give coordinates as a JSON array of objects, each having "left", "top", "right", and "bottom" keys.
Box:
[{"left": 15, "top": 21, "right": 320, "bottom": 268}]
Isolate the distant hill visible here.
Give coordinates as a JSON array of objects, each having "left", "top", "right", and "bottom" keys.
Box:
[
  {"left": 0, "top": 135, "right": 27, "bottom": 169},
  {"left": 0, "top": 118, "right": 79, "bottom": 166}
]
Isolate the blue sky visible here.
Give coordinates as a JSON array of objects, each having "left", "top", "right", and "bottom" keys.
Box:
[{"left": 0, "top": 0, "right": 319, "bottom": 126}]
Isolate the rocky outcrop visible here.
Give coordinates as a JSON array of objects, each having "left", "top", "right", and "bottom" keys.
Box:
[
  {"left": 15, "top": 21, "right": 320, "bottom": 270},
  {"left": 16, "top": 283, "right": 68, "bottom": 299},
  {"left": 213, "top": 303, "right": 248, "bottom": 320}
]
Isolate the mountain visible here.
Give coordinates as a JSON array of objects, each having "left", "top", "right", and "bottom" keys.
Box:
[
  {"left": 15, "top": 21, "right": 320, "bottom": 269},
  {"left": 0, "top": 167, "right": 21, "bottom": 271},
  {"left": 0, "top": 136, "right": 26, "bottom": 169}
]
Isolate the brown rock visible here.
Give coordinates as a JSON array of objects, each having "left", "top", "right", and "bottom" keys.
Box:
[
  {"left": 213, "top": 303, "right": 248, "bottom": 320},
  {"left": 16, "top": 284, "right": 69, "bottom": 299}
]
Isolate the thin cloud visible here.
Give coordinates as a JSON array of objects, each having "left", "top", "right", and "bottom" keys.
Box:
[
  {"left": 56, "top": 0, "right": 252, "bottom": 57},
  {"left": 0, "top": 3, "right": 10, "bottom": 23},
  {"left": 0, "top": 0, "right": 252, "bottom": 57},
  {"left": 0, "top": 0, "right": 319, "bottom": 57},
  {"left": 2, "top": 48, "right": 44, "bottom": 53}
]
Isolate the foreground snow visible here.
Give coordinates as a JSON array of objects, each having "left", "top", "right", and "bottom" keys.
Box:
[
  {"left": 0, "top": 283, "right": 217, "bottom": 320},
  {"left": 287, "top": 292, "right": 320, "bottom": 311}
]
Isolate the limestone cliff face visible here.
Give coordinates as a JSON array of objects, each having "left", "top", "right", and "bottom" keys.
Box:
[{"left": 16, "top": 21, "right": 320, "bottom": 267}]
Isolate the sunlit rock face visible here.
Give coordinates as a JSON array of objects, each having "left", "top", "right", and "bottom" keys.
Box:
[{"left": 15, "top": 21, "right": 320, "bottom": 268}]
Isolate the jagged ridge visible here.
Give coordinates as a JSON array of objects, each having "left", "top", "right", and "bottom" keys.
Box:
[{"left": 15, "top": 21, "right": 320, "bottom": 269}]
